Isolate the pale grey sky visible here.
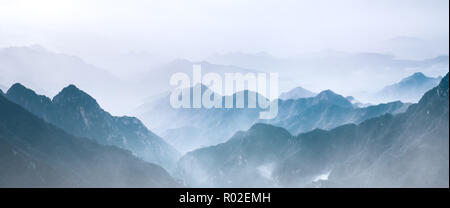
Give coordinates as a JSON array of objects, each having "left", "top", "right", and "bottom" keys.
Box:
[{"left": 0, "top": 0, "right": 448, "bottom": 63}]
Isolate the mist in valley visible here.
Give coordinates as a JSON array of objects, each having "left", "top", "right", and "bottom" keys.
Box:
[{"left": 0, "top": 0, "right": 448, "bottom": 188}]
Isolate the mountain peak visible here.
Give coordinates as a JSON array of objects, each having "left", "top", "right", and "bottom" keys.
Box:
[
  {"left": 8, "top": 83, "right": 27, "bottom": 92},
  {"left": 318, "top": 89, "right": 335, "bottom": 95},
  {"left": 56, "top": 84, "right": 84, "bottom": 97},
  {"left": 313, "top": 89, "right": 353, "bottom": 108},
  {"left": 62, "top": 84, "right": 80, "bottom": 92},
  {"left": 316, "top": 89, "right": 339, "bottom": 99},
  {"left": 377, "top": 72, "right": 443, "bottom": 103},
  {"left": 247, "top": 123, "right": 292, "bottom": 137},
  {"left": 280, "top": 86, "right": 316, "bottom": 100},
  {"left": 410, "top": 71, "right": 425, "bottom": 77},
  {"left": 400, "top": 72, "right": 429, "bottom": 83},
  {"left": 5, "top": 83, "right": 54, "bottom": 119},
  {"left": 7, "top": 83, "right": 39, "bottom": 98},
  {"left": 52, "top": 84, "right": 100, "bottom": 109},
  {"left": 412, "top": 72, "right": 425, "bottom": 77}
]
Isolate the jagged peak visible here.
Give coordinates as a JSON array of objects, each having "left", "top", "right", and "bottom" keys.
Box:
[
  {"left": 8, "top": 83, "right": 27, "bottom": 92},
  {"left": 7, "top": 83, "right": 39, "bottom": 98},
  {"left": 312, "top": 89, "right": 354, "bottom": 108},
  {"left": 400, "top": 72, "right": 429, "bottom": 83},
  {"left": 52, "top": 84, "right": 100, "bottom": 108},
  {"left": 5, "top": 83, "right": 53, "bottom": 113}
]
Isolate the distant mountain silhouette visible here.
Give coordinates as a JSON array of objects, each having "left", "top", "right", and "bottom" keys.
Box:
[
  {"left": 277, "top": 73, "right": 449, "bottom": 187},
  {"left": 6, "top": 84, "right": 179, "bottom": 172},
  {"left": 177, "top": 73, "right": 449, "bottom": 187},
  {"left": 0, "top": 45, "right": 119, "bottom": 96},
  {"left": 203, "top": 51, "right": 449, "bottom": 96},
  {"left": 265, "top": 89, "right": 410, "bottom": 135},
  {"left": 374, "top": 72, "right": 442, "bottom": 103},
  {"left": 280, "top": 86, "right": 316, "bottom": 100},
  {"left": 0, "top": 94, "right": 181, "bottom": 187},
  {"left": 139, "top": 85, "right": 264, "bottom": 153},
  {"left": 207, "top": 52, "right": 280, "bottom": 70},
  {"left": 207, "top": 51, "right": 449, "bottom": 72},
  {"left": 134, "top": 59, "right": 261, "bottom": 96},
  {"left": 141, "top": 85, "right": 409, "bottom": 153}
]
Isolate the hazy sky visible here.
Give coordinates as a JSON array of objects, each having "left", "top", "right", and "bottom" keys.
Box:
[
  {"left": 0, "top": 0, "right": 449, "bottom": 115},
  {"left": 0, "top": 0, "right": 448, "bottom": 63}
]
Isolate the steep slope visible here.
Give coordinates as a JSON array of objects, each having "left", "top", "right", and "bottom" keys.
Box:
[
  {"left": 177, "top": 124, "right": 293, "bottom": 187},
  {"left": 6, "top": 84, "right": 179, "bottom": 172},
  {"left": 280, "top": 86, "right": 316, "bottom": 100},
  {"left": 0, "top": 94, "right": 181, "bottom": 187}
]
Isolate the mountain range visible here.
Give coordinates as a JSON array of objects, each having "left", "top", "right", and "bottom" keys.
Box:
[
  {"left": 0, "top": 45, "right": 118, "bottom": 95},
  {"left": 132, "top": 58, "right": 261, "bottom": 97},
  {"left": 0, "top": 92, "right": 181, "bottom": 187},
  {"left": 1, "top": 46, "right": 448, "bottom": 188},
  {"left": 0, "top": 45, "right": 147, "bottom": 115},
  {"left": 208, "top": 51, "right": 449, "bottom": 73},
  {"left": 277, "top": 73, "right": 449, "bottom": 187},
  {"left": 139, "top": 86, "right": 263, "bottom": 153},
  {"left": 5, "top": 83, "right": 179, "bottom": 172},
  {"left": 3, "top": 45, "right": 446, "bottom": 114},
  {"left": 265, "top": 90, "right": 410, "bottom": 135},
  {"left": 177, "top": 73, "right": 449, "bottom": 188},
  {"left": 205, "top": 51, "right": 448, "bottom": 95},
  {"left": 371, "top": 72, "right": 442, "bottom": 103},
  {"left": 140, "top": 85, "right": 409, "bottom": 153}
]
